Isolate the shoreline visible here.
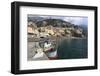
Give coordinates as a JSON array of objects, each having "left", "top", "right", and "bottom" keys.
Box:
[{"left": 28, "top": 36, "right": 87, "bottom": 42}]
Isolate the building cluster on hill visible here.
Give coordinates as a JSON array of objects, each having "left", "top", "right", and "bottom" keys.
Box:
[{"left": 28, "top": 21, "right": 85, "bottom": 40}]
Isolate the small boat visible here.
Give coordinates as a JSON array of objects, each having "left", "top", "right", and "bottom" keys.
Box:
[
  {"left": 43, "top": 42, "right": 53, "bottom": 52},
  {"left": 44, "top": 41, "right": 58, "bottom": 59},
  {"left": 44, "top": 42, "right": 51, "bottom": 48}
]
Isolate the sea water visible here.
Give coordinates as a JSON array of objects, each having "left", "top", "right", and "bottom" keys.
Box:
[{"left": 57, "top": 38, "right": 88, "bottom": 59}]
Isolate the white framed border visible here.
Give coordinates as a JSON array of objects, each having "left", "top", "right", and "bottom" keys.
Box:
[{"left": 20, "top": 6, "right": 95, "bottom": 70}]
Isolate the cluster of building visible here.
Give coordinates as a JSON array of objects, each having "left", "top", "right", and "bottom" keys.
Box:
[{"left": 28, "top": 22, "right": 84, "bottom": 39}]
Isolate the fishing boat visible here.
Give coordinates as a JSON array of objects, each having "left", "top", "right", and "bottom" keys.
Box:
[
  {"left": 44, "top": 41, "right": 58, "bottom": 60},
  {"left": 32, "top": 40, "right": 58, "bottom": 60}
]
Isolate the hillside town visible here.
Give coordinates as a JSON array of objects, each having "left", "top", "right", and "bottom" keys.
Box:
[{"left": 28, "top": 21, "right": 86, "bottom": 41}]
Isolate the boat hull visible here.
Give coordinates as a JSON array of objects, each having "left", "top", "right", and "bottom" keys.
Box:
[{"left": 45, "top": 49, "right": 58, "bottom": 60}]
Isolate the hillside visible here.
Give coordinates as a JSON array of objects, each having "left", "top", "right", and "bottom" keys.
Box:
[
  {"left": 36, "top": 19, "right": 73, "bottom": 27},
  {"left": 28, "top": 18, "right": 88, "bottom": 38}
]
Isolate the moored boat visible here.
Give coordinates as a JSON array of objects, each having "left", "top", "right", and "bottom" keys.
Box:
[{"left": 44, "top": 41, "right": 58, "bottom": 59}]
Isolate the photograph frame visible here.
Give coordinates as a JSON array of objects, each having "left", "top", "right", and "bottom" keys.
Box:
[{"left": 11, "top": 1, "right": 98, "bottom": 74}]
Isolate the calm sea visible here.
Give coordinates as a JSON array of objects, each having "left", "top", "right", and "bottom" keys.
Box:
[{"left": 57, "top": 39, "right": 88, "bottom": 59}]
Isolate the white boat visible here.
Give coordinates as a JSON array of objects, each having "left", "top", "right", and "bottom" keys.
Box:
[
  {"left": 43, "top": 42, "right": 53, "bottom": 52},
  {"left": 44, "top": 42, "right": 51, "bottom": 48},
  {"left": 44, "top": 42, "right": 58, "bottom": 59},
  {"left": 34, "top": 41, "right": 58, "bottom": 60}
]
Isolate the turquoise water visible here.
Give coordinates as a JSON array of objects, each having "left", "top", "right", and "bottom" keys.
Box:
[{"left": 57, "top": 39, "right": 88, "bottom": 59}]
